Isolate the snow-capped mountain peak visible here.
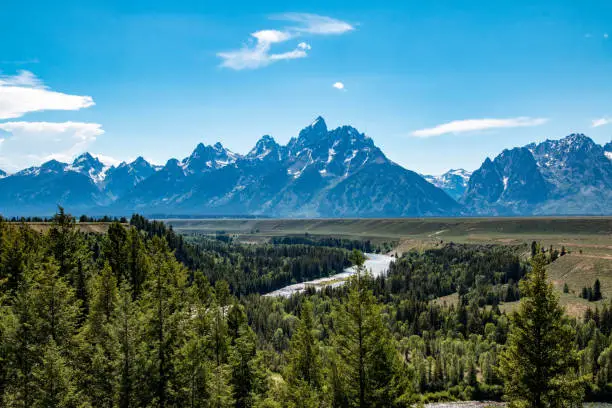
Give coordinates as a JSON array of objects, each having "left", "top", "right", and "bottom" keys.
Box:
[
  {"left": 423, "top": 168, "right": 472, "bottom": 200},
  {"left": 286, "top": 120, "right": 386, "bottom": 179},
  {"left": 181, "top": 142, "right": 241, "bottom": 173},
  {"left": 68, "top": 152, "right": 110, "bottom": 184},
  {"left": 246, "top": 135, "right": 282, "bottom": 160}
]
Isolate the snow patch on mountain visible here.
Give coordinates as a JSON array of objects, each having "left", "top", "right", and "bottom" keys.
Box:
[{"left": 423, "top": 169, "right": 472, "bottom": 200}]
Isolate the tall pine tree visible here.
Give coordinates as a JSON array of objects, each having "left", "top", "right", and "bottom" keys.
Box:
[
  {"left": 498, "top": 253, "right": 587, "bottom": 407},
  {"left": 331, "top": 250, "right": 403, "bottom": 408}
]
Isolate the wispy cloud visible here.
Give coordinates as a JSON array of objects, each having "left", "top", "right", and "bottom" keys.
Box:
[
  {"left": 592, "top": 117, "right": 611, "bottom": 128},
  {"left": 332, "top": 82, "right": 345, "bottom": 90},
  {"left": 218, "top": 13, "right": 354, "bottom": 70},
  {"left": 0, "top": 70, "right": 94, "bottom": 120},
  {"left": 271, "top": 13, "right": 355, "bottom": 35},
  {"left": 411, "top": 117, "right": 549, "bottom": 138},
  {"left": 0, "top": 121, "right": 104, "bottom": 171}
]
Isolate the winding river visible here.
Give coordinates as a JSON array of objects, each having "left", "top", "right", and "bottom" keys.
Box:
[{"left": 264, "top": 253, "right": 394, "bottom": 297}]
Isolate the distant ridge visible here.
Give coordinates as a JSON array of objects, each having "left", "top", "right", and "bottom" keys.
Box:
[
  {"left": 0, "top": 117, "right": 459, "bottom": 217},
  {"left": 1, "top": 123, "right": 611, "bottom": 217}
]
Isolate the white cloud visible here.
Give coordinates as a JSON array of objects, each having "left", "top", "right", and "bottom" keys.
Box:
[
  {"left": 0, "top": 70, "right": 95, "bottom": 120},
  {"left": 0, "top": 121, "right": 104, "bottom": 171},
  {"left": 297, "top": 42, "right": 311, "bottom": 50},
  {"left": 332, "top": 82, "right": 345, "bottom": 90},
  {"left": 218, "top": 13, "right": 354, "bottom": 70},
  {"left": 272, "top": 13, "right": 355, "bottom": 35},
  {"left": 252, "top": 29, "right": 292, "bottom": 44},
  {"left": 411, "top": 117, "right": 549, "bottom": 138},
  {"left": 592, "top": 117, "right": 611, "bottom": 128},
  {"left": 91, "top": 153, "right": 122, "bottom": 167},
  {"left": 218, "top": 33, "right": 307, "bottom": 70}
]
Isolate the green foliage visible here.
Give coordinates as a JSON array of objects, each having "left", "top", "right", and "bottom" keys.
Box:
[
  {"left": 498, "top": 254, "right": 587, "bottom": 407},
  {"left": 0, "top": 213, "right": 607, "bottom": 407},
  {"left": 331, "top": 254, "right": 404, "bottom": 407}
]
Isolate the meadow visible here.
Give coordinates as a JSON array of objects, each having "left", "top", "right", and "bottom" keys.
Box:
[{"left": 166, "top": 217, "right": 612, "bottom": 317}]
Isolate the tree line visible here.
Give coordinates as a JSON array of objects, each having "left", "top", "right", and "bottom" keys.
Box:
[{"left": 0, "top": 210, "right": 608, "bottom": 406}]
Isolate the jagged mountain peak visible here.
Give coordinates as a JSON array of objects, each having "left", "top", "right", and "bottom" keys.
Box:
[
  {"left": 72, "top": 152, "right": 104, "bottom": 168},
  {"left": 73, "top": 152, "right": 96, "bottom": 163},
  {"left": 165, "top": 158, "right": 181, "bottom": 168},
  {"left": 182, "top": 141, "right": 240, "bottom": 173},
  {"left": 285, "top": 120, "right": 387, "bottom": 179},
  {"left": 13, "top": 159, "right": 69, "bottom": 177},
  {"left": 42, "top": 159, "right": 66, "bottom": 169},
  {"left": 247, "top": 135, "right": 282, "bottom": 160},
  {"left": 528, "top": 133, "right": 598, "bottom": 155},
  {"left": 296, "top": 116, "right": 329, "bottom": 144},
  {"left": 114, "top": 156, "right": 156, "bottom": 171},
  {"left": 131, "top": 156, "right": 150, "bottom": 166},
  {"left": 68, "top": 152, "right": 109, "bottom": 183},
  {"left": 496, "top": 146, "right": 533, "bottom": 163},
  {"left": 564, "top": 133, "right": 591, "bottom": 143},
  {"left": 0, "top": 169, "right": 6, "bottom": 179},
  {"left": 161, "top": 158, "right": 186, "bottom": 177},
  {"left": 104, "top": 155, "right": 160, "bottom": 197},
  {"left": 311, "top": 116, "right": 327, "bottom": 129}
]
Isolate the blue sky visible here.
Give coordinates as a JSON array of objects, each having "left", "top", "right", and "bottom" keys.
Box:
[{"left": 0, "top": 0, "right": 611, "bottom": 174}]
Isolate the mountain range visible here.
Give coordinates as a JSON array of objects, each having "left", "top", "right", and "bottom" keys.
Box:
[
  {"left": 0, "top": 118, "right": 610, "bottom": 217},
  {"left": 462, "top": 134, "right": 612, "bottom": 215}
]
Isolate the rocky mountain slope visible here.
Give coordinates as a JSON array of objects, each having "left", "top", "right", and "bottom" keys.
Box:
[
  {"left": 462, "top": 134, "right": 612, "bottom": 215},
  {"left": 0, "top": 117, "right": 461, "bottom": 217},
  {"left": 2, "top": 124, "right": 610, "bottom": 217}
]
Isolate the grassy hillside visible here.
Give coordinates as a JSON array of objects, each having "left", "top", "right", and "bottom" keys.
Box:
[
  {"left": 165, "top": 217, "right": 612, "bottom": 240},
  {"left": 167, "top": 217, "right": 612, "bottom": 318}
]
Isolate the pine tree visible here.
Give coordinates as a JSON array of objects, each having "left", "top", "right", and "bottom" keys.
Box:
[
  {"left": 76, "top": 263, "right": 119, "bottom": 407},
  {"left": 104, "top": 222, "right": 129, "bottom": 282},
  {"left": 227, "top": 302, "right": 248, "bottom": 345},
  {"left": 48, "top": 207, "right": 78, "bottom": 279},
  {"left": 285, "top": 301, "right": 322, "bottom": 392},
  {"left": 498, "top": 254, "right": 587, "bottom": 407},
  {"left": 127, "top": 227, "right": 148, "bottom": 299},
  {"left": 0, "top": 276, "right": 16, "bottom": 399},
  {"left": 114, "top": 281, "right": 140, "bottom": 408},
  {"left": 138, "top": 238, "right": 187, "bottom": 407},
  {"left": 30, "top": 339, "right": 80, "bottom": 408},
  {"left": 3, "top": 265, "right": 40, "bottom": 407},
  {"left": 32, "top": 262, "right": 81, "bottom": 347},
  {"left": 3, "top": 260, "right": 82, "bottom": 407},
  {"left": 594, "top": 279, "right": 602, "bottom": 301},
  {"left": 202, "top": 299, "right": 233, "bottom": 407},
  {"left": 208, "top": 364, "right": 234, "bottom": 408},
  {"left": 332, "top": 250, "right": 402, "bottom": 408},
  {"left": 229, "top": 323, "right": 262, "bottom": 408},
  {"left": 172, "top": 304, "right": 211, "bottom": 408}
]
